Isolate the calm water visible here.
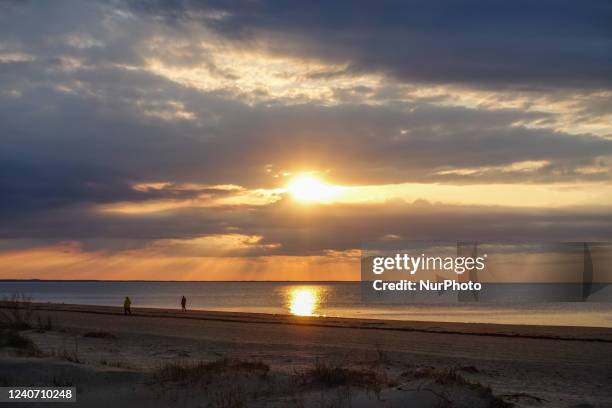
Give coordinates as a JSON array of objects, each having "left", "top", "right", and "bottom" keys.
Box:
[{"left": 1, "top": 281, "right": 611, "bottom": 328}]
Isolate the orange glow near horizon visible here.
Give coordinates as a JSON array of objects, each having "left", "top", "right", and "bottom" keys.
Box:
[{"left": 0, "top": 242, "right": 360, "bottom": 281}]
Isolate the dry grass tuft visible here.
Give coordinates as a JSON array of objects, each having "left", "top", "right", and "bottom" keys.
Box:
[
  {"left": 155, "top": 358, "right": 270, "bottom": 384},
  {"left": 0, "top": 329, "right": 41, "bottom": 356},
  {"left": 99, "top": 359, "right": 136, "bottom": 369},
  {"left": 403, "top": 367, "right": 513, "bottom": 408},
  {"left": 83, "top": 331, "right": 117, "bottom": 340},
  {"left": 36, "top": 316, "right": 54, "bottom": 332},
  {"left": 303, "top": 360, "right": 385, "bottom": 394},
  {"left": 0, "top": 294, "right": 35, "bottom": 330}
]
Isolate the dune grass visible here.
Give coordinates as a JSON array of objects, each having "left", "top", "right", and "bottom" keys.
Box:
[
  {"left": 0, "top": 329, "right": 41, "bottom": 356},
  {"left": 83, "top": 331, "right": 117, "bottom": 340},
  {"left": 302, "top": 359, "right": 386, "bottom": 397},
  {"left": 0, "top": 294, "right": 35, "bottom": 330},
  {"left": 155, "top": 358, "right": 270, "bottom": 384},
  {"left": 404, "top": 366, "right": 513, "bottom": 408}
]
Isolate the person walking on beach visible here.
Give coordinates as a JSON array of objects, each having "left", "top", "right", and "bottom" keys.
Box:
[
  {"left": 123, "top": 296, "right": 132, "bottom": 315},
  {"left": 181, "top": 295, "right": 187, "bottom": 311}
]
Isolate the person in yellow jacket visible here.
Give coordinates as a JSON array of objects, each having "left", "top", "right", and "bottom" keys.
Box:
[{"left": 123, "top": 296, "right": 132, "bottom": 315}]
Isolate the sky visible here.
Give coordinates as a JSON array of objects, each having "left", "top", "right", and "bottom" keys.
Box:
[{"left": 0, "top": 0, "right": 611, "bottom": 280}]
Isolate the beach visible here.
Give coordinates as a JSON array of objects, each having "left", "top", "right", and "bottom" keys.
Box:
[{"left": 2, "top": 303, "right": 612, "bottom": 407}]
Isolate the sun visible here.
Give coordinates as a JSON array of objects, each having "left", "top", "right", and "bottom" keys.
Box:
[{"left": 286, "top": 174, "right": 339, "bottom": 203}]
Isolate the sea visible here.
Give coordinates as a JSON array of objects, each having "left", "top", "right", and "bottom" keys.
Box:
[{"left": 1, "top": 281, "right": 611, "bottom": 328}]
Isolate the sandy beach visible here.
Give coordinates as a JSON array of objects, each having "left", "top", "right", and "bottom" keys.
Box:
[{"left": 1, "top": 302, "right": 611, "bottom": 407}]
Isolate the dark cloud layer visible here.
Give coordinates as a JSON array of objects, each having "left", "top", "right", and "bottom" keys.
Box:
[
  {"left": 2, "top": 68, "right": 610, "bottom": 190},
  {"left": 2, "top": 197, "right": 612, "bottom": 256},
  {"left": 133, "top": 0, "right": 612, "bottom": 89},
  {"left": 0, "top": 0, "right": 610, "bottom": 261}
]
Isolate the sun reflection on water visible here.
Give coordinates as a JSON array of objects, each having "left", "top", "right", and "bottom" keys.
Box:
[{"left": 288, "top": 287, "right": 322, "bottom": 316}]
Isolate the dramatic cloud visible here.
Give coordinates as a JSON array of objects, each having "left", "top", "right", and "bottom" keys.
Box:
[
  {"left": 0, "top": 0, "right": 610, "bottom": 279},
  {"left": 131, "top": 0, "right": 612, "bottom": 89}
]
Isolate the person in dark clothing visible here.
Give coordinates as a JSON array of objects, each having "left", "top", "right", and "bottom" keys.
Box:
[
  {"left": 181, "top": 295, "right": 187, "bottom": 311},
  {"left": 123, "top": 296, "right": 131, "bottom": 315}
]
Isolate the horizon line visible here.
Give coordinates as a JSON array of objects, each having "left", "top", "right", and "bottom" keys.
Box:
[{"left": 0, "top": 279, "right": 361, "bottom": 283}]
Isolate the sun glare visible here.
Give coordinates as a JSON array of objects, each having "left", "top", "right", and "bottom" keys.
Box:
[
  {"left": 288, "top": 287, "right": 320, "bottom": 316},
  {"left": 286, "top": 174, "right": 340, "bottom": 203}
]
